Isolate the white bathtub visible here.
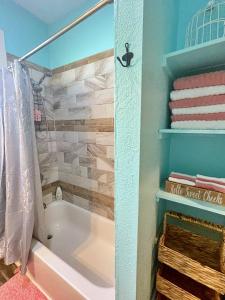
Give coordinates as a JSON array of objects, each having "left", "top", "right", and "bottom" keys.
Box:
[{"left": 26, "top": 200, "right": 115, "bottom": 300}]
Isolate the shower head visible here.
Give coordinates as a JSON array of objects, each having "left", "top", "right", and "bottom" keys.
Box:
[{"left": 31, "top": 79, "right": 43, "bottom": 93}]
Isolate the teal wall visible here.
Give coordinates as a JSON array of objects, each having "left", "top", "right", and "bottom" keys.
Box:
[
  {"left": 176, "top": 0, "right": 208, "bottom": 50},
  {"left": 0, "top": 0, "right": 49, "bottom": 67},
  {"left": 0, "top": 0, "right": 114, "bottom": 69},
  {"left": 48, "top": 0, "right": 114, "bottom": 69},
  {"left": 115, "top": 0, "right": 143, "bottom": 298}
]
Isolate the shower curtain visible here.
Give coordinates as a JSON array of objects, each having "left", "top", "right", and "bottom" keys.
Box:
[{"left": 0, "top": 61, "right": 46, "bottom": 274}]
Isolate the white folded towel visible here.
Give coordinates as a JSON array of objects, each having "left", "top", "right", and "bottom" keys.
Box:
[
  {"left": 169, "top": 177, "right": 196, "bottom": 186},
  {"left": 171, "top": 85, "right": 225, "bottom": 101},
  {"left": 197, "top": 174, "right": 225, "bottom": 185},
  {"left": 196, "top": 180, "right": 225, "bottom": 193},
  {"left": 171, "top": 120, "right": 225, "bottom": 129},
  {"left": 172, "top": 104, "right": 225, "bottom": 115}
]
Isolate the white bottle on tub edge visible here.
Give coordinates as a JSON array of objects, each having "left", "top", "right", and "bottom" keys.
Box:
[{"left": 55, "top": 186, "right": 62, "bottom": 201}]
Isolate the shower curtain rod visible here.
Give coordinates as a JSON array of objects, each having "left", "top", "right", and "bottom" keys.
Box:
[{"left": 18, "top": 0, "right": 113, "bottom": 62}]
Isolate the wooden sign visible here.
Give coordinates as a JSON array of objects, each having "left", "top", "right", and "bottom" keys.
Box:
[{"left": 165, "top": 180, "right": 225, "bottom": 206}]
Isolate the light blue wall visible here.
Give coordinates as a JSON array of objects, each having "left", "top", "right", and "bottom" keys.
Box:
[
  {"left": 115, "top": 0, "right": 143, "bottom": 298},
  {"left": 0, "top": 0, "right": 49, "bottom": 67},
  {"left": 176, "top": 0, "right": 208, "bottom": 50},
  {"left": 0, "top": 0, "right": 114, "bottom": 69},
  {"left": 48, "top": 0, "right": 114, "bottom": 69}
]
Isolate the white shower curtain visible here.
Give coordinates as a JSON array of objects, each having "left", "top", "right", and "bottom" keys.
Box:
[{"left": 0, "top": 61, "right": 46, "bottom": 274}]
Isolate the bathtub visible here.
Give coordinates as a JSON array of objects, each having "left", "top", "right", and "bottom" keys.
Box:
[{"left": 26, "top": 200, "right": 115, "bottom": 300}]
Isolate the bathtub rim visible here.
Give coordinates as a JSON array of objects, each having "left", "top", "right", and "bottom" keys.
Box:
[
  {"left": 27, "top": 199, "right": 115, "bottom": 300},
  {"left": 46, "top": 199, "right": 114, "bottom": 226}
]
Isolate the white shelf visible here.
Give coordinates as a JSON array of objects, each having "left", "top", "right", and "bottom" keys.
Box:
[
  {"left": 156, "top": 190, "right": 225, "bottom": 216},
  {"left": 163, "top": 37, "right": 225, "bottom": 77},
  {"left": 159, "top": 129, "right": 225, "bottom": 136}
]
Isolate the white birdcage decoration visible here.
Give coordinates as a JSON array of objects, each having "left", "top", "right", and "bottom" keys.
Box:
[{"left": 185, "top": 0, "right": 225, "bottom": 47}]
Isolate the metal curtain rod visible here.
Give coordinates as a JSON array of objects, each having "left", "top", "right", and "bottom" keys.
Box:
[{"left": 18, "top": 0, "right": 113, "bottom": 62}]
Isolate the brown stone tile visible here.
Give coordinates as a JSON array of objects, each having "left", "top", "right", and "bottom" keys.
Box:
[
  {"left": 88, "top": 168, "right": 107, "bottom": 182},
  {"left": 53, "top": 49, "right": 114, "bottom": 74},
  {"left": 87, "top": 144, "right": 107, "bottom": 158},
  {"left": 79, "top": 157, "right": 97, "bottom": 168},
  {"left": 59, "top": 181, "right": 74, "bottom": 194},
  {"left": 56, "top": 125, "right": 75, "bottom": 131},
  {"left": 63, "top": 120, "right": 76, "bottom": 125},
  {"left": 47, "top": 124, "right": 55, "bottom": 131},
  {"left": 47, "top": 119, "right": 114, "bottom": 132},
  {"left": 47, "top": 120, "right": 55, "bottom": 127},
  {"left": 42, "top": 182, "right": 58, "bottom": 196},
  {"left": 98, "top": 181, "right": 114, "bottom": 198},
  {"left": 57, "top": 180, "right": 114, "bottom": 210},
  {"left": 54, "top": 120, "right": 64, "bottom": 126},
  {"left": 89, "top": 202, "right": 108, "bottom": 218}
]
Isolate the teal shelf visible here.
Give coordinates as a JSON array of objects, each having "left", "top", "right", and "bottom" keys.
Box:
[
  {"left": 163, "top": 37, "right": 225, "bottom": 77},
  {"left": 159, "top": 129, "right": 225, "bottom": 136},
  {"left": 156, "top": 190, "right": 225, "bottom": 216}
]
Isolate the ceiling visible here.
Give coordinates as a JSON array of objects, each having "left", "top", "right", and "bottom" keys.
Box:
[{"left": 13, "top": 0, "right": 88, "bottom": 24}]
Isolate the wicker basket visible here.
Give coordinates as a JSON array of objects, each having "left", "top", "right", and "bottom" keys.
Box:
[
  {"left": 158, "top": 212, "right": 225, "bottom": 294},
  {"left": 156, "top": 264, "right": 221, "bottom": 300},
  {"left": 157, "top": 294, "right": 169, "bottom": 300}
]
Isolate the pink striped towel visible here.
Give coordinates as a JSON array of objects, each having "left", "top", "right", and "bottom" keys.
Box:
[
  {"left": 171, "top": 112, "right": 225, "bottom": 122},
  {"left": 196, "top": 180, "right": 225, "bottom": 194},
  {"left": 170, "top": 172, "right": 196, "bottom": 182},
  {"left": 169, "top": 172, "right": 196, "bottom": 186},
  {"left": 197, "top": 174, "right": 225, "bottom": 187},
  {"left": 174, "top": 71, "right": 225, "bottom": 90},
  {"left": 169, "top": 177, "right": 196, "bottom": 186},
  {"left": 196, "top": 175, "right": 225, "bottom": 194},
  {"left": 169, "top": 95, "right": 225, "bottom": 109}
]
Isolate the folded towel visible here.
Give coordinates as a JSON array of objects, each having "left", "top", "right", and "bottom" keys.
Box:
[
  {"left": 172, "top": 112, "right": 225, "bottom": 122},
  {"left": 169, "top": 95, "right": 225, "bottom": 109},
  {"left": 174, "top": 71, "right": 225, "bottom": 90},
  {"left": 196, "top": 180, "right": 225, "bottom": 194},
  {"left": 171, "top": 120, "right": 225, "bottom": 129},
  {"left": 171, "top": 85, "right": 225, "bottom": 101},
  {"left": 170, "top": 172, "right": 196, "bottom": 183},
  {"left": 171, "top": 104, "right": 225, "bottom": 115},
  {"left": 169, "top": 177, "right": 196, "bottom": 186},
  {"left": 197, "top": 174, "right": 225, "bottom": 186}
]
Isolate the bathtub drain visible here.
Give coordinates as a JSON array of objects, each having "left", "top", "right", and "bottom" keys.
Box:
[{"left": 47, "top": 234, "right": 53, "bottom": 240}]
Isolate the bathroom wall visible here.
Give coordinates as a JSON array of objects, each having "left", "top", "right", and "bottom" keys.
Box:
[
  {"left": 176, "top": 0, "right": 209, "bottom": 50},
  {"left": 47, "top": 52, "right": 114, "bottom": 219},
  {"left": 12, "top": 50, "right": 115, "bottom": 220},
  {"left": 0, "top": 0, "right": 49, "bottom": 67},
  {"left": 1, "top": 0, "right": 114, "bottom": 69},
  {"left": 7, "top": 49, "right": 114, "bottom": 221},
  {"left": 48, "top": 0, "right": 114, "bottom": 69}
]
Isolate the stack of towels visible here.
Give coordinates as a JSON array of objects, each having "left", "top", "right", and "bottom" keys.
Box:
[
  {"left": 169, "top": 172, "right": 225, "bottom": 194},
  {"left": 170, "top": 71, "right": 225, "bottom": 129}
]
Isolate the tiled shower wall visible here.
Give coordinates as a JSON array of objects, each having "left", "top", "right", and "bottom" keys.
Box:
[
  {"left": 7, "top": 51, "right": 114, "bottom": 219},
  {"left": 10, "top": 52, "right": 114, "bottom": 219},
  {"left": 47, "top": 54, "right": 114, "bottom": 219}
]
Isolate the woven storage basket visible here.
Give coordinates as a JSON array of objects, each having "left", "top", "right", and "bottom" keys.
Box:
[
  {"left": 157, "top": 294, "right": 169, "bottom": 300},
  {"left": 158, "top": 212, "right": 225, "bottom": 294},
  {"left": 156, "top": 264, "right": 221, "bottom": 300}
]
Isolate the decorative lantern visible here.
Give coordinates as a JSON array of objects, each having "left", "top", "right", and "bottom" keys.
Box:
[{"left": 185, "top": 0, "right": 225, "bottom": 47}]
